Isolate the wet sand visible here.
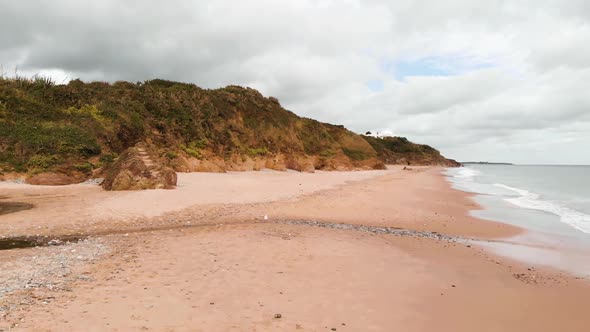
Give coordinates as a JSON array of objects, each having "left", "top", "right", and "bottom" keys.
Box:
[
  {"left": 0, "top": 201, "right": 33, "bottom": 216},
  {"left": 1, "top": 166, "right": 590, "bottom": 331}
]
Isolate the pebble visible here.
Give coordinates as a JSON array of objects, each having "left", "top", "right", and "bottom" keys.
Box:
[
  {"left": 0, "top": 239, "right": 108, "bottom": 314},
  {"left": 279, "top": 220, "right": 461, "bottom": 242},
  {"left": 274, "top": 313, "right": 282, "bottom": 319}
]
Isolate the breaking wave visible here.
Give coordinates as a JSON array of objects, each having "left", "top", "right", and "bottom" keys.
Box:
[
  {"left": 494, "top": 183, "right": 590, "bottom": 234},
  {"left": 454, "top": 167, "right": 481, "bottom": 179}
]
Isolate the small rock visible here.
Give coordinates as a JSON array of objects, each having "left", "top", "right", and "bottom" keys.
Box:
[{"left": 274, "top": 313, "right": 282, "bottom": 319}]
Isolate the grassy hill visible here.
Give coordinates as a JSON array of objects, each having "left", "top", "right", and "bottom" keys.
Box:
[{"left": 0, "top": 77, "right": 458, "bottom": 183}]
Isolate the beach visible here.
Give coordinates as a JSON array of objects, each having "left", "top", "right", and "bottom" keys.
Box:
[{"left": 1, "top": 166, "right": 590, "bottom": 331}]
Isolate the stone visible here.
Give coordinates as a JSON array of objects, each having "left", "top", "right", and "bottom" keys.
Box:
[
  {"left": 102, "top": 144, "right": 177, "bottom": 191},
  {"left": 25, "top": 172, "right": 84, "bottom": 185}
]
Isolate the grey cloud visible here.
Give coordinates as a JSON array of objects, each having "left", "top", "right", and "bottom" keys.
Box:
[{"left": 1, "top": 0, "right": 589, "bottom": 164}]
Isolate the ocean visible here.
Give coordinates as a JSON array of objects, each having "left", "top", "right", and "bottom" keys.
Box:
[{"left": 445, "top": 164, "right": 590, "bottom": 276}]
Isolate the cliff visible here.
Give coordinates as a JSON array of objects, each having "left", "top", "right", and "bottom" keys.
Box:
[
  {"left": 0, "top": 77, "right": 458, "bottom": 185},
  {"left": 362, "top": 136, "right": 461, "bottom": 167}
]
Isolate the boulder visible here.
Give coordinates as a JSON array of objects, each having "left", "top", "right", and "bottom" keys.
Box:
[
  {"left": 102, "top": 145, "right": 177, "bottom": 191},
  {"left": 26, "top": 172, "right": 84, "bottom": 185}
]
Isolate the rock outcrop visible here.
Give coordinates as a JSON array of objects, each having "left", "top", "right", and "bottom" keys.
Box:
[
  {"left": 25, "top": 172, "right": 85, "bottom": 185},
  {"left": 101, "top": 144, "right": 177, "bottom": 191}
]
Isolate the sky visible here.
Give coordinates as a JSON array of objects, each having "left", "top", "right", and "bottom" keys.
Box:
[{"left": 1, "top": 0, "right": 589, "bottom": 164}]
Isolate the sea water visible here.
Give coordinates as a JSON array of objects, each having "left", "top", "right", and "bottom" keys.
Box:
[{"left": 445, "top": 165, "right": 590, "bottom": 276}]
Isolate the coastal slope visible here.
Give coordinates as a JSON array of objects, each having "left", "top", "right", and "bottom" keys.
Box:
[{"left": 0, "top": 78, "right": 458, "bottom": 184}]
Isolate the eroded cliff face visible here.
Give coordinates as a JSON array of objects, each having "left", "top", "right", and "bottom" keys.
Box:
[
  {"left": 168, "top": 152, "right": 385, "bottom": 173},
  {"left": 0, "top": 78, "right": 457, "bottom": 186}
]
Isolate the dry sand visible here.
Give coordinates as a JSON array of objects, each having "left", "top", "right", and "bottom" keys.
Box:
[
  {"left": 0, "top": 169, "right": 390, "bottom": 236},
  {"left": 1, "top": 166, "right": 590, "bottom": 331}
]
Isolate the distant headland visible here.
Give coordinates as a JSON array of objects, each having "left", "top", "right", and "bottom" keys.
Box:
[{"left": 461, "top": 161, "right": 514, "bottom": 165}]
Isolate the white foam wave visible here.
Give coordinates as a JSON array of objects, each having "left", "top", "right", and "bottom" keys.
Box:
[
  {"left": 454, "top": 167, "right": 481, "bottom": 179},
  {"left": 494, "top": 183, "right": 590, "bottom": 234}
]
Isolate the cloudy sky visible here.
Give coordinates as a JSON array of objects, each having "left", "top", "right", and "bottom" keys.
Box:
[{"left": 2, "top": 0, "right": 589, "bottom": 164}]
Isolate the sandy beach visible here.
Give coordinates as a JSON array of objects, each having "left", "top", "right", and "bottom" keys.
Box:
[{"left": 1, "top": 166, "right": 590, "bottom": 331}]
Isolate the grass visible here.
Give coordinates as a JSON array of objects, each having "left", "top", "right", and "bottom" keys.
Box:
[
  {"left": 342, "top": 148, "right": 371, "bottom": 161},
  {"left": 0, "top": 76, "right": 450, "bottom": 175},
  {"left": 246, "top": 147, "right": 269, "bottom": 158},
  {"left": 180, "top": 143, "right": 202, "bottom": 159}
]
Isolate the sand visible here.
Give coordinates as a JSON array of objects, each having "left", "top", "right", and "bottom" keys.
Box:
[{"left": 1, "top": 166, "right": 590, "bottom": 331}]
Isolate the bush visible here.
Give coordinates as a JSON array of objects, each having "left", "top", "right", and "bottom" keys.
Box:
[
  {"left": 27, "top": 154, "right": 60, "bottom": 170},
  {"left": 99, "top": 153, "right": 117, "bottom": 163},
  {"left": 74, "top": 162, "right": 95, "bottom": 174},
  {"left": 319, "top": 149, "right": 336, "bottom": 157},
  {"left": 246, "top": 147, "right": 269, "bottom": 158},
  {"left": 180, "top": 144, "right": 202, "bottom": 159},
  {"left": 342, "top": 148, "right": 371, "bottom": 161},
  {"left": 191, "top": 138, "right": 209, "bottom": 149}
]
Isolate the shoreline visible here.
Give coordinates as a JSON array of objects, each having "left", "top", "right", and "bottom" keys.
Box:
[
  {"left": 445, "top": 166, "right": 590, "bottom": 278},
  {"left": 438, "top": 168, "right": 526, "bottom": 238},
  {"left": 2, "top": 166, "right": 590, "bottom": 331}
]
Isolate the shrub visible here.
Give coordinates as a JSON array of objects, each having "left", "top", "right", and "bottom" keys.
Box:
[
  {"left": 342, "top": 148, "right": 371, "bottom": 161},
  {"left": 191, "top": 138, "right": 209, "bottom": 149},
  {"left": 74, "top": 162, "right": 95, "bottom": 174},
  {"left": 180, "top": 144, "right": 202, "bottom": 159},
  {"left": 27, "top": 154, "right": 60, "bottom": 170},
  {"left": 246, "top": 147, "right": 269, "bottom": 158},
  {"left": 99, "top": 153, "right": 117, "bottom": 164},
  {"left": 319, "top": 149, "right": 337, "bottom": 157}
]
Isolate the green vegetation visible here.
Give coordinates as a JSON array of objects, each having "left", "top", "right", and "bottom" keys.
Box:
[
  {"left": 180, "top": 144, "right": 202, "bottom": 159},
  {"left": 27, "top": 154, "right": 61, "bottom": 171},
  {"left": 99, "top": 153, "right": 117, "bottom": 164},
  {"left": 362, "top": 135, "right": 456, "bottom": 166},
  {"left": 0, "top": 76, "right": 456, "bottom": 177},
  {"left": 364, "top": 136, "right": 430, "bottom": 154},
  {"left": 165, "top": 151, "right": 178, "bottom": 159},
  {"left": 73, "top": 162, "right": 95, "bottom": 174},
  {"left": 179, "top": 139, "right": 209, "bottom": 159},
  {"left": 342, "top": 148, "right": 372, "bottom": 161},
  {"left": 319, "top": 149, "right": 337, "bottom": 157},
  {"left": 246, "top": 147, "right": 269, "bottom": 158}
]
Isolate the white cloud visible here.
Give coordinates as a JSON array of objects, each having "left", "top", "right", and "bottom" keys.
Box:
[{"left": 1, "top": 0, "right": 589, "bottom": 164}]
